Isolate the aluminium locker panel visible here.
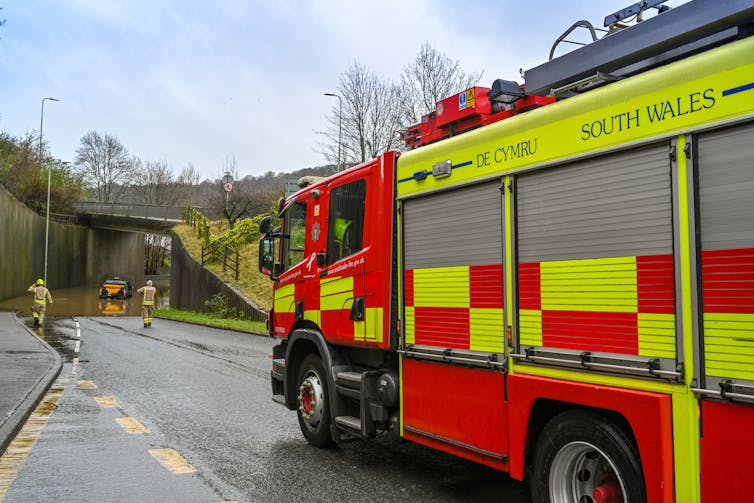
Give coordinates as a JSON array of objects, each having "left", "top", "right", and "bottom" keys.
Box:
[
  {"left": 403, "top": 180, "right": 503, "bottom": 270},
  {"left": 516, "top": 144, "right": 677, "bottom": 364},
  {"left": 698, "top": 124, "right": 754, "bottom": 251},
  {"left": 517, "top": 144, "right": 672, "bottom": 263},
  {"left": 402, "top": 180, "right": 505, "bottom": 352},
  {"left": 698, "top": 123, "right": 754, "bottom": 387}
]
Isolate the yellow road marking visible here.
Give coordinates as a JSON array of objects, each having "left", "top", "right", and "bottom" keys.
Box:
[
  {"left": 148, "top": 448, "right": 197, "bottom": 474},
  {"left": 115, "top": 417, "right": 150, "bottom": 434},
  {"left": 77, "top": 380, "right": 97, "bottom": 389},
  {"left": 0, "top": 378, "right": 68, "bottom": 501},
  {"left": 92, "top": 396, "right": 119, "bottom": 408}
]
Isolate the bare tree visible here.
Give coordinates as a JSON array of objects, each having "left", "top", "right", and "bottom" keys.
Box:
[
  {"left": 397, "top": 42, "right": 483, "bottom": 127},
  {"left": 322, "top": 62, "right": 403, "bottom": 166},
  {"left": 320, "top": 45, "right": 482, "bottom": 165},
  {"left": 74, "top": 131, "right": 136, "bottom": 203},
  {"left": 176, "top": 163, "right": 201, "bottom": 208},
  {"left": 134, "top": 158, "right": 176, "bottom": 206},
  {"left": 144, "top": 233, "right": 170, "bottom": 275},
  {"left": 204, "top": 157, "right": 280, "bottom": 229}
]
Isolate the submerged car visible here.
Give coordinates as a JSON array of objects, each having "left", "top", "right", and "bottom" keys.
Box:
[{"left": 98, "top": 278, "right": 133, "bottom": 299}]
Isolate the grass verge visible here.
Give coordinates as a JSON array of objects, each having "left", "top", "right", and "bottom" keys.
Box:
[{"left": 155, "top": 306, "right": 268, "bottom": 335}]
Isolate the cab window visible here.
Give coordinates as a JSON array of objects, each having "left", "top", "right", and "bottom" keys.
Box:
[
  {"left": 327, "top": 179, "right": 366, "bottom": 264},
  {"left": 283, "top": 201, "right": 306, "bottom": 269}
]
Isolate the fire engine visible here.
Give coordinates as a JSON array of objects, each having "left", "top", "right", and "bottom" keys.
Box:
[{"left": 258, "top": 1, "right": 754, "bottom": 501}]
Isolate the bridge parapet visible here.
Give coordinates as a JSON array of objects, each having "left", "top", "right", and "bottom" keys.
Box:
[{"left": 73, "top": 202, "right": 188, "bottom": 222}]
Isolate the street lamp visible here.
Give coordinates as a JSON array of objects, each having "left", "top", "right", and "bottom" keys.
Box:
[
  {"left": 324, "top": 92, "right": 342, "bottom": 172},
  {"left": 40, "top": 96, "right": 60, "bottom": 286}
]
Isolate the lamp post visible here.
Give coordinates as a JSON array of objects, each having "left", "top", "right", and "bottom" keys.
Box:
[
  {"left": 40, "top": 97, "right": 59, "bottom": 285},
  {"left": 324, "top": 92, "right": 342, "bottom": 172}
]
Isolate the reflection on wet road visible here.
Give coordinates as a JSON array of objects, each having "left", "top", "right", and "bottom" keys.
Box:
[{"left": 0, "top": 284, "right": 169, "bottom": 318}]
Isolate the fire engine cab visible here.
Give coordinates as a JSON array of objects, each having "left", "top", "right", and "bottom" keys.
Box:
[{"left": 259, "top": 1, "right": 754, "bottom": 501}]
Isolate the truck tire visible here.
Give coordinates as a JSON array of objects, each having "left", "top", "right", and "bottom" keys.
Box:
[
  {"left": 295, "top": 354, "right": 334, "bottom": 447},
  {"left": 530, "top": 409, "right": 646, "bottom": 503}
]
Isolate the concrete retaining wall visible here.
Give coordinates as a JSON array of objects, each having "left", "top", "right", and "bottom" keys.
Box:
[
  {"left": 170, "top": 234, "right": 266, "bottom": 321},
  {"left": 0, "top": 185, "right": 145, "bottom": 300}
]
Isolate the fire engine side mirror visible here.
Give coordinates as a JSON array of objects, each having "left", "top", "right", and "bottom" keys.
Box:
[
  {"left": 259, "top": 236, "right": 277, "bottom": 279},
  {"left": 259, "top": 215, "right": 273, "bottom": 235}
]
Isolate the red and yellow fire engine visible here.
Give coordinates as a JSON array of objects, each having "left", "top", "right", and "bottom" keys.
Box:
[{"left": 259, "top": 1, "right": 754, "bottom": 501}]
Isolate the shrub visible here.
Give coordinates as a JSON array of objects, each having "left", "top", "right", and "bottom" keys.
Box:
[{"left": 204, "top": 292, "right": 238, "bottom": 318}]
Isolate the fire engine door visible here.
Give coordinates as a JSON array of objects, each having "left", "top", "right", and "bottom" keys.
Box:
[
  {"left": 320, "top": 176, "right": 371, "bottom": 344},
  {"left": 400, "top": 179, "right": 509, "bottom": 469}
]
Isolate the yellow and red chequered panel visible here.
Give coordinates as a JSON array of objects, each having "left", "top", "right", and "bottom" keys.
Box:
[
  {"left": 470, "top": 264, "right": 504, "bottom": 308},
  {"left": 702, "top": 247, "right": 754, "bottom": 380},
  {"left": 404, "top": 270, "right": 415, "bottom": 344},
  {"left": 518, "top": 263, "right": 540, "bottom": 310},
  {"left": 636, "top": 255, "right": 676, "bottom": 359},
  {"left": 702, "top": 247, "right": 754, "bottom": 314},
  {"left": 518, "top": 254, "right": 675, "bottom": 357},
  {"left": 405, "top": 264, "right": 504, "bottom": 351}
]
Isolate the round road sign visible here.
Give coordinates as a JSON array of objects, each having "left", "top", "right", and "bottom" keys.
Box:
[{"left": 223, "top": 181, "right": 234, "bottom": 192}]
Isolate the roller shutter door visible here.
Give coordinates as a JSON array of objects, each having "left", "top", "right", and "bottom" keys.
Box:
[
  {"left": 516, "top": 144, "right": 677, "bottom": 370},
  {"left": 698, "top": 123, "right": 754, "bottom": 395},
  {"left": 402, "top": 180, "right": 505, "bottom": 353}
]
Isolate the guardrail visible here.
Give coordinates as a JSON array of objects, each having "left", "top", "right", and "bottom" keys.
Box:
[{"left": 73, "top": 202, "right": 187, "bottom": 221}]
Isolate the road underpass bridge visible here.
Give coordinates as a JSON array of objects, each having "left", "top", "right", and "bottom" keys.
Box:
[{"left": 72, "top": 202, "right": 188, "bottom": 232}]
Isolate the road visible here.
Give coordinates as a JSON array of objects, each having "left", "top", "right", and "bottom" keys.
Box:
[{"left": 3, "top": 316, "right": 531, "bottom": 503}]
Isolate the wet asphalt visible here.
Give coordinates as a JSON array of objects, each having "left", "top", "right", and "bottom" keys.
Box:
[{"left": 2, "top": 315, "right": 530, "bottom": 502}]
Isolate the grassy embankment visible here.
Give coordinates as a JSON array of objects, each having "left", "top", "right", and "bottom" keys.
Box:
[
  {"left": 155, "top": 220, "right": 272, "bottom": 334},
  {"left": 154, "top": 306, "right": 267, "bottom": 333}
]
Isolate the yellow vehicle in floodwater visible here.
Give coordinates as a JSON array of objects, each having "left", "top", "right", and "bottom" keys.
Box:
[{"left": 98, "top": 278, "right": 133, "bottom": 299}]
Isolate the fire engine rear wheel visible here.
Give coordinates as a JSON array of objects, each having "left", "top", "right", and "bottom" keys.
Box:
[
  {"left": 295, "top": 354, "right": 334, "bottom": 447},
  {"left": 530, "top": 410, "right": 646, "bottom": 503}
]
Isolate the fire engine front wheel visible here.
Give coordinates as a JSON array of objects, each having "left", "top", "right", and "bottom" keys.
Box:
[
  {"left": 530, "top": 410, "right": 646, "bottom": 503},
  {"left": 295, "top": 354, "right": 334, "bottom": 447}
]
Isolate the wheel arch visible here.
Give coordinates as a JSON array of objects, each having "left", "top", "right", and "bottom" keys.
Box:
[
  {"left": 507, "top": 373, "right": 674, "bottom": 502},
  {"left": 284, "top": 327, "right": 330, "bottom": 409},
  {"left": 523, "top": 398, "right": 638, "bottom": 477}
]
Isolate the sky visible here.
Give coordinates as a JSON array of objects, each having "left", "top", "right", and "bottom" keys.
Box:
[{"left": 0, "top": 0, "right": 686, "bottom": 182}]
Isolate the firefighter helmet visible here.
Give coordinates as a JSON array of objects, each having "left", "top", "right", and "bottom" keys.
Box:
[
  {"left": 333, "top": 218, "right": 352, "bottom": 243},
  {"left": 36, "top": 278, "right": 44, "bottom": 285}
]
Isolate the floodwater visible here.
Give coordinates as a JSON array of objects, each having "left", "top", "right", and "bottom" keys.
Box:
[{"left": 0, "top": 281, "right": 170, "bottom": 318}]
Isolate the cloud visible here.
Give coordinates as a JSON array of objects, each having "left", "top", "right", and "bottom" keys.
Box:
[{"left": 0, "top": 0, "right": 689, "bottom": 181}]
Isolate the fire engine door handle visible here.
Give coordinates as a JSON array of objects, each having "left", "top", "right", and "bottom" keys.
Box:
[
  {"left": 350, "top": 297, "right": 365, "bottom": 321},
  {"left": 316, "top": 253, "right": 326, "bottom": 268},
  {"left": 295, "top": 301, "right": 304, "bottom": 321}
]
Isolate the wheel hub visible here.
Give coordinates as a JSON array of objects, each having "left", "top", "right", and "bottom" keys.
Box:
[
  {"left": 549, "top": 441, "right": 628, "bottom": 503},
  {"left": 298, "top": 372, "right": 324, "bottom": 429}
]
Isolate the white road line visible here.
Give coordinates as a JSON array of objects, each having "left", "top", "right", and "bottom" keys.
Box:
[{"left": 74, "top": 340, "right": 81, "bottom": 353}]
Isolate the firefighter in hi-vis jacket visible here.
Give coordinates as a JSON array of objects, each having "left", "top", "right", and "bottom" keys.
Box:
[
  {"left": 137, "top": 280, "right": 156, "bottom": 328},
  {"left": 28, "top": 278, "right": 53, "bottom": 328}
]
